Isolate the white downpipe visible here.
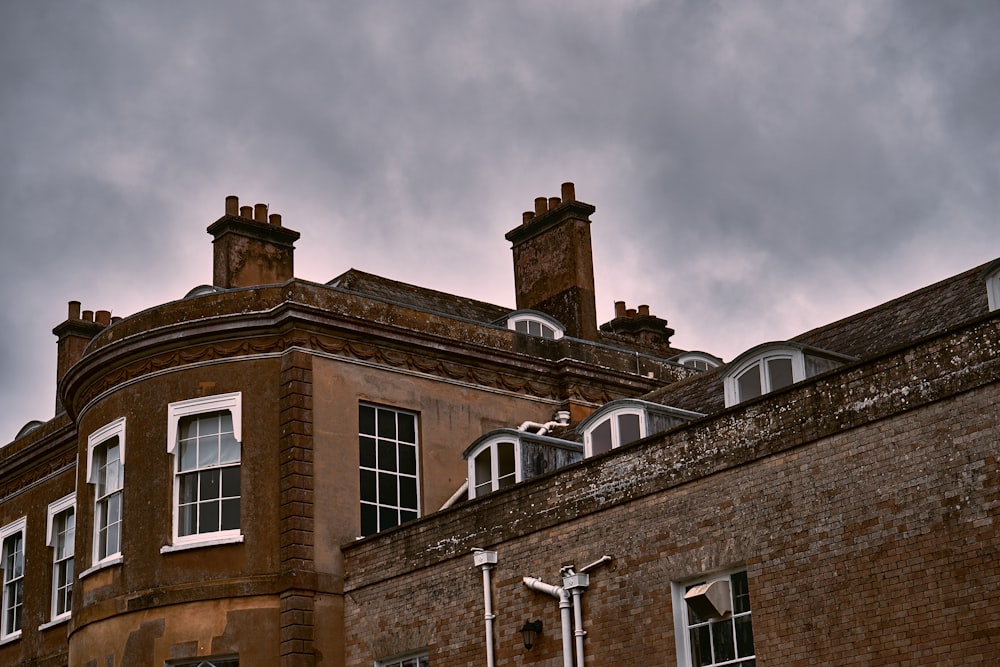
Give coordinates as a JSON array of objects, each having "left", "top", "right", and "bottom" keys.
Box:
[
  {"left": 523, "top": 576, "right": 574, "bottom": 667},
  {"left": 439, "top": 479, "right": 469, "bottom": 510},
  {"left": 563, "top": 574, "right": 589, "bottom": 667},
  {"left": 474, "top": 550, "right": 498, "bottom": 667}
]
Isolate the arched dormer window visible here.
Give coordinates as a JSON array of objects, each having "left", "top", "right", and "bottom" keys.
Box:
[
  {"left": 578, "top": 399, "right": 704, "bottom": 457},
  {"left": 985, "top": 260, "right": 1000, "bottom": 312},
  {"left": 672, "top": 352, "right": 723, "bottom": 372},
  {"left": 462, "top": 429, "right": 584, "bottom": 499},
  {"left": 505, "top": 310, "right": 565, "bottom": 340},
  {"left": 722, "top": 342, "right": 855, "bottom": 407}
]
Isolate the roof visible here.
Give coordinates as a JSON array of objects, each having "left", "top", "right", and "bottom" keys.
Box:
[
  {"left": 643, "top": 257, "right": 996, "bottom": 415},
  {"left": 327, "top": 269, "right": 512, "bottom": 324}
]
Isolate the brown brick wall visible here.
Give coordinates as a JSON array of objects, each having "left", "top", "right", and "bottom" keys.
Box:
[{"left": 342, "top": 317, "right": 1000, "bottom": 666}]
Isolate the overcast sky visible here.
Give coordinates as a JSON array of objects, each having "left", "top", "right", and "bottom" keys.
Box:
[{"left": 2, "top": 1, "right": 998, "bottom": 443}]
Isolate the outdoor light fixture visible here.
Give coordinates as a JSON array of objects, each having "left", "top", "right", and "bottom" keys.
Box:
[{"left": 520, "top": 620, "right": 542, "bottom": 650}]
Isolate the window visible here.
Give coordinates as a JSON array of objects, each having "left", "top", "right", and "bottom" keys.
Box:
[
  {"left": 469, "top": 439, "right": 518, "bottom": 498},
  {"left": 47, "top": 494, "right": 75, "bottom": 621},
  {"left": 722, "top": 343, "right": 854, "bottom": 407},
  {"left": 167, "top": 657, "right": 238, "bottom": 667},
  {"left": 379, "top": 652, "right": 428, "bottom": 667},
  {"left": 166, "top": 393, "right": 243, "bottom": 550},
  {"left": 359, "top": 404, "right": 420, "bottom": 536},
  {"left": 506, "top": 311, "right": 565, "bottom": 340},
  {"left": 0, "top": 517, "right": 26, "bottom": 641},
  {"left": 673, "top": 570, "right": 755, "bottom": 667},
  {"left": 675, "top": 352, "right": 722, "bottom": 372},
  {"left": 583, "top": 409, "right": 643, "bottom": 457},
  {"left": 87, "top": 418, "right": 125, "bottom": 566}
]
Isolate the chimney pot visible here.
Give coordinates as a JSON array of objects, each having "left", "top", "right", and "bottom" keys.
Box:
[
  {"left": 68, "top": 300, "right": 81, "bottom": 320},
  {"left": 239, "top": 206, "right": 253, "bottom": 218},
  {"left": 111, "top": 316, "right": 122, "bottom": 324},
  {"left": 95, "top": 310, "right": 111, "bottom": 326},
  {"left": 82, "top": 310, "right": 94, "bottom": 322},
  {"left": 254, "top": 203, "right": 268, "bottom": 222},
  {"left": 534, "top": 197, "right": 547, "bottom": 216},
  {"left": 522, "top": 211, "right": 535, "bottom": 225},
  {"left": 225, "top": 195, "right": 239, "bottom": 216},
  {"left": 548, "top": 196, "right": 561, "bottom": 211},
  {"left": 269, "top": 213, "right": 282, "bottom": 227},
  {"left": 638, "top": 304, "right": 650, "bottom": 317},
  {"left": 626, "top": 308, "right": 637, "bottom": 318},
  {"left": 614, "top": 301, "right": 626, "bottom": 318},
  {"left": 561, "top": 182, "right": 576, "bottom": 202}
]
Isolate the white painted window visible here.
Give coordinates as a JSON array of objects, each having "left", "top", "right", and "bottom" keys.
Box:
[
  {"left": 507, "top": 311, "right": 565, "bottom": 340},
  {"left": 675, "top": 352, "right": 722, "bottom": 371},
  {"left": 359, "top": 404, "right": 420, "bottom": 536},
  {"left": 167, "top": 657, "right": 239, "bottom": 667},
  {"left": 986, "top": 264, "right": 1000, "bottom": 311},
  {"left": 87, "top": 418, "right": 125, "bottom": 566},
  {"left": 0, "top": 517, "right": 26, "bottom": 641},
  {"left": 378, "top": 652, "right": 429, "bottom": 667},
  {"left": 165, "top": 393, "right": 243, "bottom": 551},
  {"left": 46, "top": 494, "right": 75, "bottom": 622},
  {"left": 468, "top": 438, "right": 519, "bottom": 498},
  {"left": 672, "top": 569, "right": 755, "bottom": 667},
  {"left": 583, "top": 409, "right": 644, "bottom": 457}
]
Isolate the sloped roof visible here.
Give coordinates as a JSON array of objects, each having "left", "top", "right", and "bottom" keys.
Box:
[
  {"left": 327, "top": 269, "right": 512, "bottom": 324},
  {"left": 644, "top": 257, "right": 996, "bottom": 415}
]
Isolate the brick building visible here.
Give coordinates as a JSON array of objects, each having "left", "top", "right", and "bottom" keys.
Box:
[{"left": 1, "top": 184, "right": 998, "bottom": 667}]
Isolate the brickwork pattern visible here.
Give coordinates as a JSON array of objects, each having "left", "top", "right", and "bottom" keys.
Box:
[{"left": 342, "top": 317, "right": 1000, "bottom": 666}]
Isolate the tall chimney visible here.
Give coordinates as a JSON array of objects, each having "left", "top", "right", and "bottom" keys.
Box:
[
  {"left": 207, "top": 195, "right": 301, "bottom": 289},
  {"left": 505, "top": 182, "right": 598, "bottom": 341},
  {"left": 52, "top": 301, "right": 107, "bottom": 414}
]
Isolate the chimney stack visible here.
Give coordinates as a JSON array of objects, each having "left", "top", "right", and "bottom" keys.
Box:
[
  {"left": 506, "top": 182, "right": 598, "bottom": 341},
  {"left": 207, "top": 195, "right": 301, "bottom": 289},
  {"left": 52, "top": 300, "right": 110, "bottom": 414}
]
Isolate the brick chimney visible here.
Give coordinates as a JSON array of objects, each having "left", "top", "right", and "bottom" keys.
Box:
[
  {"left": 505, "top": 183, "right": 599, "bottom": 341},
  {"left": 600, "top": 301, "right": 675, "bottom": 346},
  {"left": 52, "top": 301, "right": 107, "bottom": 414},
  {"left": 207, "top": 195, "right": 300, "bottom": 289}
]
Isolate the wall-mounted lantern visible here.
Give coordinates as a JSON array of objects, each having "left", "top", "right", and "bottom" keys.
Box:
[{"left": 520, "top": 620, "right": 543, "bottom": 650}]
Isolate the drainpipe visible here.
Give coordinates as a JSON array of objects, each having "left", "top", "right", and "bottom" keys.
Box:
[
  {"left": 523, "top": 576, "right": 574, "bottom": 667},
  {"left": 439, "top": 479, "right": 469, "bottom": 510},
  {"left": 474, "top": 549, "right": 498, "bottom": 667},
  {"left": 561, "top": 571, "right": 589, "bottom": 667}
]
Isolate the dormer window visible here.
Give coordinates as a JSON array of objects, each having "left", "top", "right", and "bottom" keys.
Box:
[
  {"left": 578, "top": 400, "right": 704, "bottom": 457},
  {"left": 722, "top": 343, "right": 855, "bottom": 407},
  {"left": 463, "top": 429, "right": 584, "bottom": 499},
  {"left": 505, "top": 310, "right": 565, "bottom": 340},
  {"left": 986, "top": 261, "right": 1000, "bottom": 311},
  {"left": 673, "top": 352, "right": 723, "bottom": 372},
  {"left": 469, "top": 438, "right": 518, "bottom": 498}
]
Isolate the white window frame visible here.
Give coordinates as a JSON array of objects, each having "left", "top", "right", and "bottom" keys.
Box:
[
  {"left": 377, "top": 651, "right": 429, "bottom": 667},
  {"left": 0, "top": 517, "right": 26, "bottom": 643},
  {"left": 167, "top": 656, "right": 239, "bottom": 667},
  {"left": 359, "top": 403, "right": 421, "bottom": 537},
  {"left": 671, "top": 568, "right": 755, "bottom": 667},
  {"left": 723, "top": 349, "right": 805, "bottom": 407},
  {"left": 46, "top": 494, "right": 75, "bottom": 624},
  {"left": 163, "top": 393, "right": 244, "bottom": 552},
  {"left": 506, "top": 311, "right": 565, "bottom": 340},
  {"left": 582, "top": 408, "right": 646, "bottom": 457},
  {"left": 986, "top": 265, "right": 1000, "bottom": 311},
  {"left": 86, "top": 418, "right": 126, "bottom": 570},
  {"left": 466, "top": 437, "right": 520, "bottom": 498}
]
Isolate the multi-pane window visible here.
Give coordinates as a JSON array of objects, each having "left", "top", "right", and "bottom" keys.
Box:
[
  {"left": 168, "top": 658, "right": 239, "bottom": 667},
  {"left": 0, "top": 518, "right": 26, "bottom": 640},
  {"left": 359, "top": 404, "right": 419, "bottom": 536},
  {"left": 507, "top": 312, "right": 565, "bottom": 340},
  {"left": 176, "top": 412, "right": 241, "bottom": 538},
  {"left": 166, "top": 393, "right": 243, "bottom": 549},
  {"left": 47, "top": 495, "right": 75, "bottom": 620},
  {"left": 379, "top": 653, "right": 429, "bottom": 667},
  {"left": 675, "top": 570, "right": 755, "bottom": 667},
  {"left": 585, "top": 410, "right": 643, "bottom": 457},
  {"left": 92, "top": 436, "right": 123, "bottom": 562},
  {"left": 471, "top": 440, "right": 517, "bottom": 498}
]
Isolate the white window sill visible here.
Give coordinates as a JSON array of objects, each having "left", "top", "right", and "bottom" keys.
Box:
[
  {"left": 0, "top": 630, "right": 21, "bottom": 646},
  {"left": 79, "top": 555, "right": 123, "bottom": 579},
  {"left": 160, "top": 533, "right": 244, "bottom": 554},
  {"left": 38, "top": 615, "right": 70, "bottom": 631}
]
